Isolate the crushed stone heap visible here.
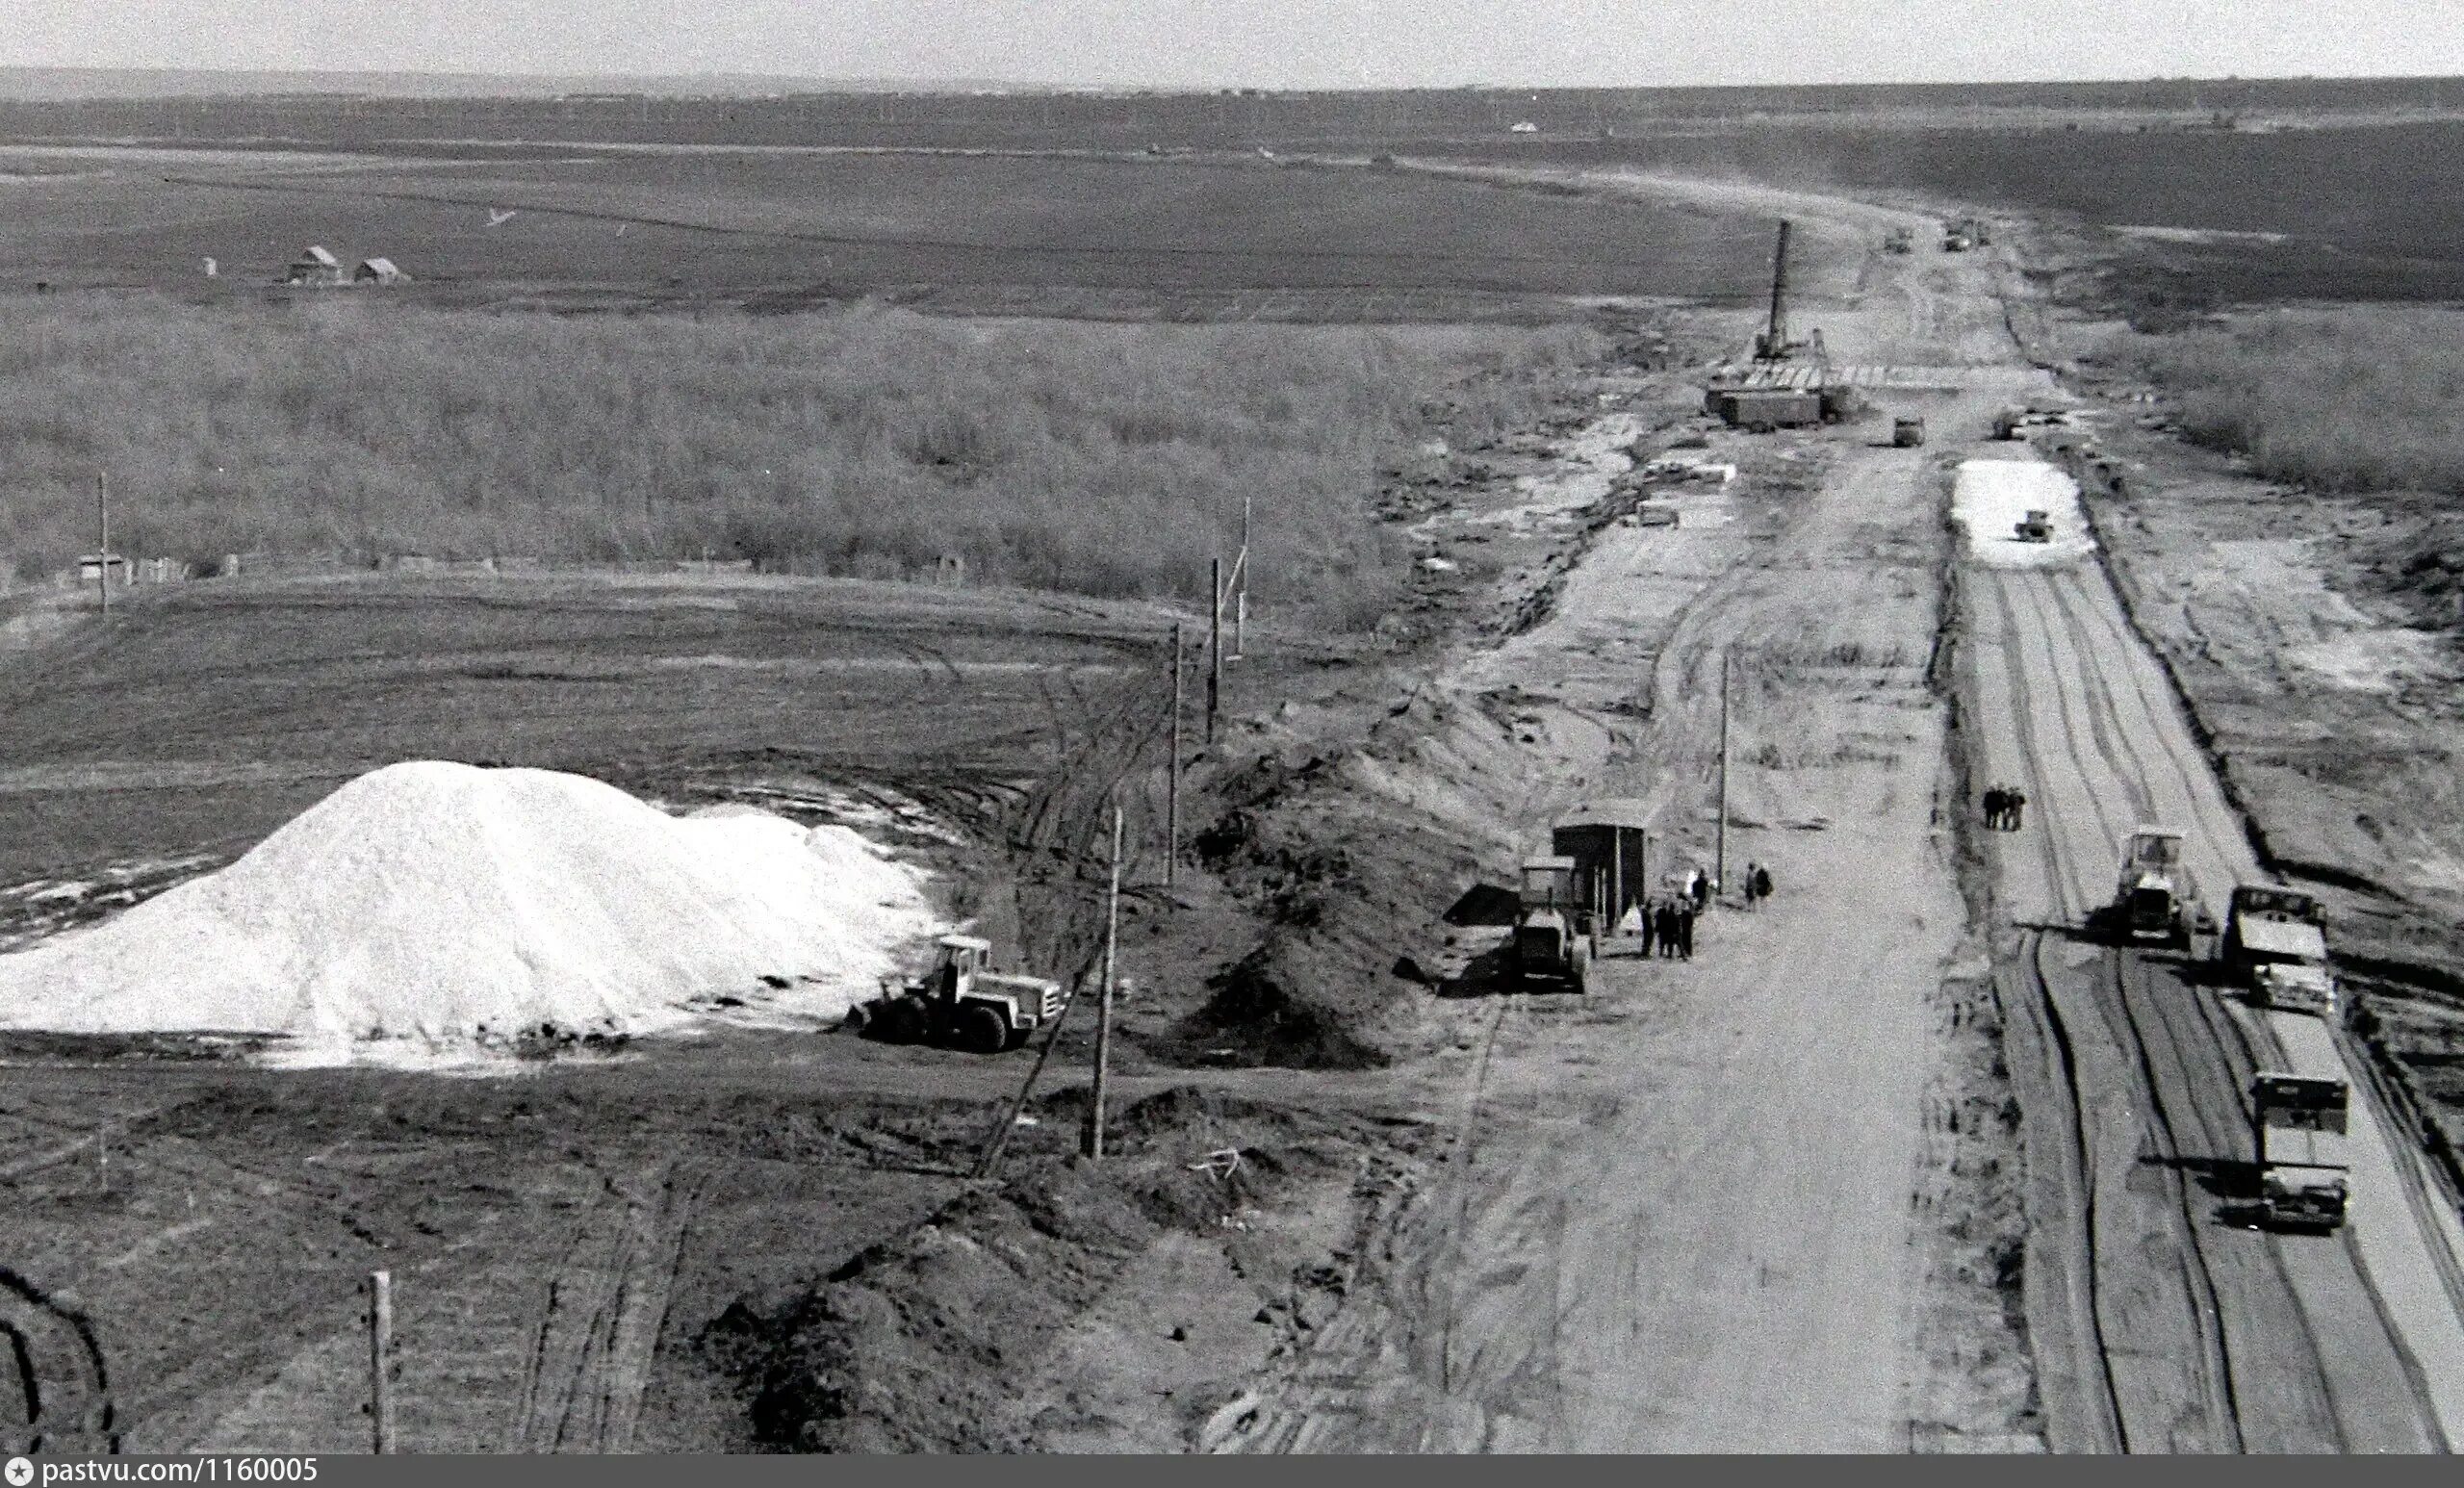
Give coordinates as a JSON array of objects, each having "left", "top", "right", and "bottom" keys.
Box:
[{"left": 0, "top": 761, "right": 943, "bottom": 1058}]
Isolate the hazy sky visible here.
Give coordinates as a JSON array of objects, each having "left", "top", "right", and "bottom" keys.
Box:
[{"left": 13, "top": 0, "right": 2464, "bottom": 88}]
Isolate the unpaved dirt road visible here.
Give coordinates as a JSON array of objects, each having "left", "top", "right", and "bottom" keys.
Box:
[
  {"left": 1217, "top": 182, "right": 2049, "bottom": 1451},
  {"left": 1967, "top": 504, "right": 2464, "bottom": 1451},
  {"left": 1220, "top": 166, "right": 2464, "bottom": 1453}
]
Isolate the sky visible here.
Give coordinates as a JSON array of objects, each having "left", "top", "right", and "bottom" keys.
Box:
[{"left": 11, "top": 0, "right": 2464, "bottom": 90}]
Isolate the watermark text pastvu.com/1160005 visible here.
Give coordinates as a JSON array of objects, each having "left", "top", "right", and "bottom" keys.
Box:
[{"left": 7, "top": 1462, "right": 319, "bottom": 1485}]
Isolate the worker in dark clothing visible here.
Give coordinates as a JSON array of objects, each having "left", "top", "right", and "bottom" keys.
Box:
[
  {"left": 2007, "top": 789, "right": 2027, "bottom": 831},
  {"left": 1676, "top": 903, "right": 1697, "bottom": 961},
  {"left": 1983, "top": 785, "right": 2006, "bottom": 830},
  {"left": 1655, "top": 901, "right": 1680, "bottom": 959},
  {"left": 1751, "top": 863, "right": 1773, "bottom": 905},
  {"left": 1689, "top": 868, "right": 1710, "bottom": 912},
  {"left": 1637, "top": 897, "right": 1657, "bottom": 959}
]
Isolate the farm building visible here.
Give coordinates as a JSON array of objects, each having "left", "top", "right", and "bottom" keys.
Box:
[
  {"left": 281, "top": 246, "right": 344, "bottom": 286},
  {"left": 353, "top": 257, "right": 409, "bottom": 285}
]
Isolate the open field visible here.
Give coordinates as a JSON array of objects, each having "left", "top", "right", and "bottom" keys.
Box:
[{"left": 0, "top": 143, "right": 1772, "bottom": 315}]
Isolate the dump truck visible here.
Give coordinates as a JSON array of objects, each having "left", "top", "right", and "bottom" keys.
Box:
[
  {"left": 2107, "top": 827, "right": 2211, "bottom": 948},
  {"left": 2015, "top": 510, "right": 2053, "bottom": 543},
  {"left": 1892, "top": 416, "right": 1927, "bottom": 448},
  {"left": 2250, "top": 1071, "right": 2350, "bottom": 1231},
  {"left": 2223, "top": 884, "right": 2338, "bottom": 1016},
  {"left": 1511, "top": 855, "right": 1590, "bottom": 993},
  {"left": 846, "top": 934, "right": 1065, "bottom": 1052}
]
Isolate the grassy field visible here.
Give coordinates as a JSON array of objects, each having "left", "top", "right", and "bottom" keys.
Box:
[
  {"left": 2116, "top": 307, "right": 2464, "bottom": 495},
  {"left": 0, "top": 144, "right": 1772, "bottom": 312},
  {"left": 0, "top": 299, "right": 1598, "bottom": 616}
]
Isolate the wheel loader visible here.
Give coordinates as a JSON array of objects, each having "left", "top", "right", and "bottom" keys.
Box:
[
  {"left": 2105, "top": 827, "right": 2213, "bottom": 950},
  {"left": 1511, "top": 856, "right": 1590, "bottom": 993},
  {"left": 846, "top": 934, "right": 1065, "bottom": 1053}
]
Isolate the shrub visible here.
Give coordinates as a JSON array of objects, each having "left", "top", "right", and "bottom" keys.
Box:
[
  {"left": 0, "top": 299, "right": 1599, "bottom": 626},
  {"left": 2120, "top": 307, "right": 2464, "bottom": 496}
]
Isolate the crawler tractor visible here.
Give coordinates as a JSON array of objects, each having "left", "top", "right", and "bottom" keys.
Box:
[
  {"left": 847, "top": 935, "right": 1065, "bottom": 1053},
  {"left": 2015, "top": 510, "right": 2053, "bottom": 543}
]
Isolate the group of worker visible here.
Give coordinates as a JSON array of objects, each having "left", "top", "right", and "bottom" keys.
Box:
[
  {"left": 1982, "top": 783, "right": 2029, "bottom": 831},
  {"left": 1626, "top": 861, "right": 1778, "bottom": 960}
]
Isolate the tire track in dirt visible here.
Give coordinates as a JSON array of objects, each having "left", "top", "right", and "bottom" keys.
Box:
[{"left": 512, "top": 1161, "right": 706, "bottom": 1452}]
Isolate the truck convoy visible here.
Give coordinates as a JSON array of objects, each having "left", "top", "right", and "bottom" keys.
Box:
[
  {"left": 846, "top": 934, "right": 1065, "bottom": 1052},
  {"left": 2249, "top": 1071, "right": 2351, "bottom": 1231},
  {"left": 2222, "top": 884, "right": 2338, "bottom": 1016},
  {"left": 1511, "top": 855, "right": 1591, "bottom": 993}
]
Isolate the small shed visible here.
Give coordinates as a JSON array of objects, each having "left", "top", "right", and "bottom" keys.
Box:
[
  {"left": 76, "top": 553, "right": 129, "bottom": 584},
  {"left": 353, "top": 257, "right": 409, "bottom": 285},
  {"left": 283, "top": 245, "right": 344, "bottom": 286}
]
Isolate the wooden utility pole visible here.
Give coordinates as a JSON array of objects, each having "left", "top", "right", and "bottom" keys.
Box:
[
  {"left": 95, "top": 470, "right": 110, "bottom": 617},
  {"left": 1084, "top": 803, "right": 1124, "bottom": 1161},
  {"left": 369, "top": 1270, "right": 396, "bottom": 1454},
  {"left": 1166, "top": 623, "right": 1184, "bottom": 889},
  {"left": 1207, "top": 557, "right": 1223, "bottom": 744},
  {"left": 1715, "top": 653, "right": 1732, "bottom": 898}
]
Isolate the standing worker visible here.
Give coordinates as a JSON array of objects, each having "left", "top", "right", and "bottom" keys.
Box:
[
  {"left": 2007, "top": 788, "right": 2027, "bottom": 831},
  {"left": 1676, "top": 901, "right": 1697, "bottom": 961},
  {"left": 1751, "top": 862, "right": 1774, "bottom": 906},
  {"left": 1637, "top": 897, "right": 1657, "bottom": 959},
  {"left": 1655, "top": 900, "right": 1680, "bottom": 960}
]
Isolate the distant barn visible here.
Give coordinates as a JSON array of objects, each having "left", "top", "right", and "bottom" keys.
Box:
[
  {"left": 281, "top": 245, "right": 344, "bottom": 286},
  {"left": 353, "top": 257, "right": 409, "bottom": 285}
]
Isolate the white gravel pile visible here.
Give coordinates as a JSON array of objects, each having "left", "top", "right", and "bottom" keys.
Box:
[
  {"left": 1951, "top": 458, "right": 2097, "bottom": 569},
  {"left": 0, "top": 761, "right": 943, "bottom": 1063}
]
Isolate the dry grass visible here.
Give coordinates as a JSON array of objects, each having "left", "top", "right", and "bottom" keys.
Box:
[
  {"left": 2120, "top": 307, "right": 2464, "bottom": 495},
  {"left": 0, "top": 298, "right": 1599, "bottom": 625}
]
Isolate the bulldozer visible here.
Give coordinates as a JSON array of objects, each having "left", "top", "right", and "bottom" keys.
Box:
[
  {"left": 2014, "top": 509, "right": 2053, "bottom": 543},
  {"left": 1511, "top": 856, "right": 1591, "bottom": 993},
  {"left": 845, "top": 934, "right": 1065, "bottom": 1053},
  {"left": 2104, "top": 827, "right": 2213, "bottom": 949}
]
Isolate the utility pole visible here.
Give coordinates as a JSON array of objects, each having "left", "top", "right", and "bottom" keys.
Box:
[
  {"left": 1207, "top": 557, "right": 1222, "bottom": 744},
  {"left": 1234, "top": 494, "right": 1250, "bottom": 662},
  {"left": 1166, "top": 623, "right": 1184, "bottom": 889},
  {"left": 1084, "top": 803, "right": 1123, "bottom": 1161},
  {"left": 95, "top": 470, "right": 110, "bottom": 617},
  {"left": 1716, "top": 652, "right": 1732, "bottom": 898},
  {"left": 368, "top": 1270, "right": 396, "bottom": 1454}
]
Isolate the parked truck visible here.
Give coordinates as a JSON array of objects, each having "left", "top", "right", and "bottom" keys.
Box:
[
  {"left": 2222, "top": 884, "right": 2338, "bottom": 1016},
  {"left": 1892, "top": 416, "right": 1927, "bottom": 448},
  {"left": 2250, "top": 1071, "right": 2350, "bottom": 1231},
  {"left": 1511, "top": 856, "right": 1591, "bottom": 993}
]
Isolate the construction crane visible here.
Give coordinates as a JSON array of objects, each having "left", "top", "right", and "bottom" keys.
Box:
[{"left": 1752, "top": 219, "right": 1825, "bottom": 363}]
